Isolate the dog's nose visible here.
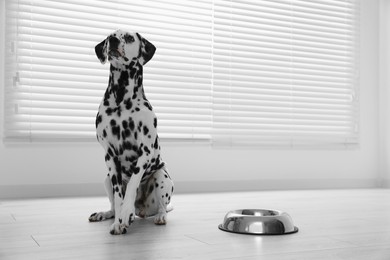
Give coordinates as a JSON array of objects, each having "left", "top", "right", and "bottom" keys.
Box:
[{"left": 108, "top": 36, "right": 120, "bottom": 49}]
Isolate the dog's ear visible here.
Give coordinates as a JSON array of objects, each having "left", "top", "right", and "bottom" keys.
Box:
[
  {"left": 95, "top": 37, "right": 108, "bottom": 64},
  {"left": 136, "top": 33, "right": 156, "bottom": 65}
]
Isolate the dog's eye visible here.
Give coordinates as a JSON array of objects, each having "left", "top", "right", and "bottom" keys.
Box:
[{"left": 124, "top": 34, "right": 135, "bottom": 44}]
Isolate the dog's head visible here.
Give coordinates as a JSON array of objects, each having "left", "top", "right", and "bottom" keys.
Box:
[{"left": 95, "top": 29, "right": 156, "bottom": 67}]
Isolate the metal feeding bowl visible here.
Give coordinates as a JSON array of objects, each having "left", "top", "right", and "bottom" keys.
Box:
[{"left": 219, "top": 209, "right": 298, "bottom": 235}]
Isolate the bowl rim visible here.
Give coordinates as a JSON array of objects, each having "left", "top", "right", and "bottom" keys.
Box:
[
  {"left": 219, "top": 208, "right": 299, "bottom": 235},
  {"left": 224, "top": 209, "right": 287, "bottom": 218}
]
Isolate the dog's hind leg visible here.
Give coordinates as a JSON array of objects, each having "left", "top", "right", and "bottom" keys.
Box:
[
  {"left": 89, "top": 174, "right": 115, "bottom": 222},
  {"left": 142, "top": 166, "right": 174, "bottom": 225}
]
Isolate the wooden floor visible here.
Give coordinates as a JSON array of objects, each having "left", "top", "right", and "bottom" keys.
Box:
[{"left": 1, "top": 189, "right": 390, "bottom": 260}]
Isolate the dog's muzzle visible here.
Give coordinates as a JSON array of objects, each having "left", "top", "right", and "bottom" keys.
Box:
[
  {"left": 108, "top": 49, "right": 121, "bottom": 58},
  {"left": 108, "top": 36, "right": 121, "bottom": 58}
]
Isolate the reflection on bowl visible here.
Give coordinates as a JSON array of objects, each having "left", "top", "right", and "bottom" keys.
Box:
[{"left": 219, "top": 209, "right": 298, "bottom": 235}]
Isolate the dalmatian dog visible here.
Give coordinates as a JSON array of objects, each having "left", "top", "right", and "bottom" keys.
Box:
[{"left": 89, "top": 29, "right": 174, "bottom": 235}]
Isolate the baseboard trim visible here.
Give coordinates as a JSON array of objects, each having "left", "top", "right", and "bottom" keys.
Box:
[
  {"left": 174, "top": 179, "right": 379, "bottom": 194},
  {"left": 0, "top": 183, "right": 105, "bottom": 200},
  {"left": 0, "top": 179, "right": 380, "bottom": 200}
]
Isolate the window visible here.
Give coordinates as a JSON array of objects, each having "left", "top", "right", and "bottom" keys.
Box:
[
  {"left": 3, "top": 0, "right": 359, "bottom": 147},
  {"left": 213, "top": 0, "right": 359, "bottom": 147},
  {"left": 4, "top": 0, "right": 212, "bottom": 142}
]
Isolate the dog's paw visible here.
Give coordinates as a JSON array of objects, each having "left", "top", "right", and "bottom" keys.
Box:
[
  {"left": 120, "top": 206, "right": 136, "bottom": 228},
  {"left": 109, "top": 223, "right": 127, "bottom": 235},
  {"left": 154, "top": 212, "right": 167, "bottom": 225},
  {"left": 89, "top": 210, "right": 114, "bottom": 222},
  {"left": 136, "top": 208, "right": 146, "bottom": 219}
]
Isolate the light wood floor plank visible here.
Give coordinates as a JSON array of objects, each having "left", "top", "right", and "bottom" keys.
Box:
[{"left": 1, "top": 189, "right": 389, "bottom": 259}]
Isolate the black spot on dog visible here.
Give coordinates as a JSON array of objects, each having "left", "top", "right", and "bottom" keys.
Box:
[
  {"left": 118, "top": 71, "right": 129, "bottom": 88},
  {"left": 112, "top": 125, "right": 120, "bottom": 140},
  {"left": 113, "top": 157, "right": 121, "bottom": 175},
  {"left": 124, "top": 129, "right": 131, "bottom": 138},
  {"left": 112, "top": 71, "right": 129, "bottom": 106},
  {"left": 143, "top": 126, "right": 149, "bottom": 135},
  {"left": 95, "top": 114, "right": 102, "bottom": 128},
  {"left": 106, "top": 107, "right": 113, "bottom": 116},
  {"left": 124, "top": 98, "right": 132, "bottom": 110},
  {"left": 149, "top": 185, "right": 154, "bottom": 193},
  {"left": 122, "top": 120, "right": 128, "bottom": 129},
  {"left": 155, "top": 182, "right": 159, "bottom": 188},
  {"left": 124, "top": 33, "right": 135, "bottom": 43},
  {"left": 144, "top": 101, "right": 152, "bottom": 111},
  {"left": 144, "top": 146, "right": 150, "bottom": 154},
  {"left": 105, "top": 153, "right": 110, "bottom": 161},
  {"left": 135, "top": 107, "right": 140, "bottom": 112},
  {"left": 110, "top": 119, "right": 116, "bottom": 126},
  {"left": 129, "top": 118, "right": 135, "bottom": 131},
  {"left": 117, "top": 171, "right": 122, "bottom": 185},
  {"left": 130, "top": 67, "right": 137, "bottom": 79},
  {"left": 103, "top": 129, "right": 107, "bottom": 138},
  {"left": 111, "top": 175, "right": 118, "bottom": 186},
  {"left": 153, "top": 137, "right": 159, "bottom": 149},
  {"left": 154, "top": 117, "right": 157, "bottom": 128},
  {"left": 116, "top": 106, "right": 122, "bottom": 117},
  {"left": 103, "top": 87, "right": 110, "bottom": 105},
  {"left": 123, "top": 141, "right": 133, "bottom": 150},
  {"left": 133, "top": 167, "right": 140, "bottom": 174}
]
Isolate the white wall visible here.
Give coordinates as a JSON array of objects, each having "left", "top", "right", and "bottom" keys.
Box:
[
  {"left": 379, "top": 0, "right": 390, "bottom": 188},
  {"left": 0, "top": 0, "right": 382, "bottom": 199}
]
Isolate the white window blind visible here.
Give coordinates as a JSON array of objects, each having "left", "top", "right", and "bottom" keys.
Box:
[
  {"left": 3, "top": 0, "right": 359, "bottom": 147},
  {"left": 213, "top": 0, "right": 359, "bottom": 147},
  {"left": 4, "top": 0, "right": 212, "bottom": 142}
]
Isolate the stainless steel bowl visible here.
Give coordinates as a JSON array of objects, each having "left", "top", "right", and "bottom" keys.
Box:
[{"left": 219, "top": 209, "right": 298, "bottom": 235}]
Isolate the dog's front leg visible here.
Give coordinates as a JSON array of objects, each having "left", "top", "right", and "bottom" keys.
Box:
[
  {"left": 119, "top": 174, "right": 142, "bottom": 231},
  {"left": 106, "top": 158, "right": 127, "bottom": 235},
  {"left": 110, "top": 185, "right": 126, "bottom": 235},
  {"left": 118, "top": 158, "right": 150, "bottom": 232}
]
